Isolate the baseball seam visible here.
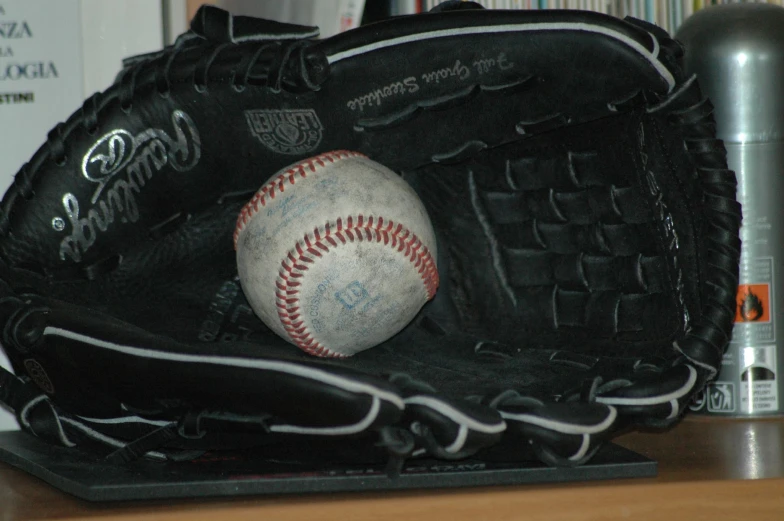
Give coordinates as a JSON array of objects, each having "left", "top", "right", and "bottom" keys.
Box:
[
  {"left": 276, "top": 215, "right": 439, "bottom": 358},
  {"left": 234, "top": 150, "right": 365, "bottom": 249}
]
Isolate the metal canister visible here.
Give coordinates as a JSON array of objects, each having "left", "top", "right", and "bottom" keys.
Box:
[{"left": 677, "top": 3, "right": 784, "bottom": 416}]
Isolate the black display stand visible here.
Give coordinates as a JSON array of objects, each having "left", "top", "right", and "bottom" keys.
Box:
[{"left": 0, "top": 431, "right": 655, "bottom": 502}]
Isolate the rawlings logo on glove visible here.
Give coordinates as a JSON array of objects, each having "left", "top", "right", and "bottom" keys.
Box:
[{"left": 55, "top": 110, "right": 201, "bottom": 262}]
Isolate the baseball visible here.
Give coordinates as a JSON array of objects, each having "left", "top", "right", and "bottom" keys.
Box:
[{"left": 234, "top": 150, "right": 439, "bottom": 358}]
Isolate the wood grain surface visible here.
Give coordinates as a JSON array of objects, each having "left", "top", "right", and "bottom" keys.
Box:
[{"left": 2, "top": 416, "right": 783, "bottom": 520}]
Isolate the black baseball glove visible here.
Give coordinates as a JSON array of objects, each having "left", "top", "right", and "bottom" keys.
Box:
[{"left": 0, "top": 4, "right": 740, "bottom": 469}]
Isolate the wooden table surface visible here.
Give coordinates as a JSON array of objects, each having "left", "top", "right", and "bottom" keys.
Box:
[{"left": 2, "top": 416, "right": 783, "bottom": 521}]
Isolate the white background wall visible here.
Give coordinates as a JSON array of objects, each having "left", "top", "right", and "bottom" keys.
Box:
[{"left": 0, "top": 0, "right": 167, "bottom": 431}]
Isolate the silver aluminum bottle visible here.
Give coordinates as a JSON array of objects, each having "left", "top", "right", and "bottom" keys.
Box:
[{"left": 677, "top": 3, "right": 784, "bottom": 416}]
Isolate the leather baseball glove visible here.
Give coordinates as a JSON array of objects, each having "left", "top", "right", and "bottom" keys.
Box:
[{"left": 0, "top": 3, "right": 740, "bottom": 469}]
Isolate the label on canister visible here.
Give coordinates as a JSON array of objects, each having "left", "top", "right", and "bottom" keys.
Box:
[
  {"left": 734, "top": 258, "right": 775, "bottom": 344},
  {"left": 739, "top": 345, "right": 779, "bottom": 413},
  {"left": 734, "top": 256, "right": 780, "bottom": 414},
  {"left": 690, "top": 255, "right": 781, "bottom": 416}
]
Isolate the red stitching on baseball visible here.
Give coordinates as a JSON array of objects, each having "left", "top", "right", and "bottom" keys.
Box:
[
  {"left": 233, "top": 150, "right": 366, "bottom": 249},
  {"left": 274, "top": 214, "right": 439, "bottom": 358}
]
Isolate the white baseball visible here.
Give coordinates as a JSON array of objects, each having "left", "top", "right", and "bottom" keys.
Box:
[{"left": 234, "top": 150, "right": 439, "bottom": 358}]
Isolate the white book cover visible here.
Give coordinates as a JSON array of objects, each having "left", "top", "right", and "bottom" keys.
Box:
[{"left": 0, "top": 0, "right": 83, "bottom": 188}]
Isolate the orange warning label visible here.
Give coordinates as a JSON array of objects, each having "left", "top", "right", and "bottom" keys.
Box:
[{"left": 736, "top": 284, "right": 771, "bottom": 323}]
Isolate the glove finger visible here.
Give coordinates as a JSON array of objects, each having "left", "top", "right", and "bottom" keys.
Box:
[
  {"left": 594, "top": 363, "right": 701, "bottom": 426},
  {"left": 494, "top": 394, "right": 617, "bottom": 467},
  {"left": 389, "top": 373, "right": 506, "bottom": 460},
  {"left": 3, "top": 296, "right": 406, "bottom": 452}
]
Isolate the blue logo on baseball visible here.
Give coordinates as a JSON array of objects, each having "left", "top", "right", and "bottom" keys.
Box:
[{"left": 335, "top": 281, "right": 369, "bottom": 310}]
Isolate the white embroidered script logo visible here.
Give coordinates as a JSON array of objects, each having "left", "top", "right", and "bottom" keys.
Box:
[{"left": 54, "top": 110, "right": 201, "bottom": 262}]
